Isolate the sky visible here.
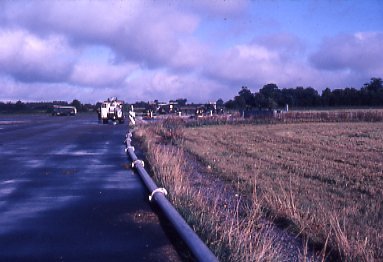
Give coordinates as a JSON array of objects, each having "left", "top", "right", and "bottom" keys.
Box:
[{"left": 0, "top": 0, "right": 382, "bottom": 104}]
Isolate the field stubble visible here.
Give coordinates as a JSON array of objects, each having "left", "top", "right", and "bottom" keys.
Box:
[
  {"left": 182, "top": 122, "right": 383, "bottom": 260},
  {"left": 135, "top": 124, "right": 284, "bottom": 261}
]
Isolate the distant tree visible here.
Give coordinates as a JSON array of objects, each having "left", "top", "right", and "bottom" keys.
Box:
[
  {"left": 363, "top": 77, "right": 383, "bottom": 93},
  {"left": 216, "top": 98, "right": 224, "bottom": 107},
  {"left": 343, "top": 88, "right": 360, "bottom": 106},
  {"left": 224, "top": 99, "right": 236, "bottom": 109},
  {"left": 226, "top": 77, "right": 383, "bottom": 110},
  {"left": 284, "top": 87, "right": 320, "bottom": 107},
  {"left": 176, "top": 98, "right": 187, "bottom": 106},
  {"left": 253, "top": 92, "right": 268, "bottom": 108},
  {"left": 265, "top": 97, "right": 277, "bottom": 109},
  {"left": 234, "top": 95, "right": 246, "bottom": 109},
  {"left": 235, "top": 86, "right": 254, "bottom": 108},
  {"left": 83, "top": 103, "right": 96, "bottom": 112},
  {"left": 53, "top": 101, "right": 69, "bottom": 106},
  {"left": 70, "top": 99, "right": 83, "bottom": 111},
  {"left": 303, "top": 87, "right": 321, "bottom": 106},
  {"left": 280, "top": 88, "right": 296, "bottom": 107},
  {"left": 259, "top": 83, "right": 282, "bottom": 108},
  {"left": 321, "top": 88, "right": 332, "bottom": 106},
  {"left": 134, "top": 101, "right": 149, "bottom": 108},
  {"left": 259, "top": 83, "right": 279, "bottom": 98},
  {"left": 15, "top": 100, "right": 26, "bottom": 111},
  {"left": 361, "top": 78, "right": 383, "bottom": 105}
]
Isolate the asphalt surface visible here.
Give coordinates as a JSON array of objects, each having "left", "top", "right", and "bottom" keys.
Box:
[{"left": 0, "top": 114, "right": 180, "bottom": 261}]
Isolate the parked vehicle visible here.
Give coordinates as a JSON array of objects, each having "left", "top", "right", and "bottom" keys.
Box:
[{"left": 52, "top": 105, "right": 77, "bottom": 116}]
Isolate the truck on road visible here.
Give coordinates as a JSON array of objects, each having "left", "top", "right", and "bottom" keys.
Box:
[{"left": 98, "top": 97, "right": 125, "bottom": 124}]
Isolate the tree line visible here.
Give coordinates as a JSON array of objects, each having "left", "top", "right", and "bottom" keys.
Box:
[
  {"left": 1, "top": 78, "right": 382, "bottom": 114},
  {"left": 225, "top": 78, "right": 383, "bottom": 110},
  {"left": 0, "top": 99, "right": 96, "bottom": 114}
]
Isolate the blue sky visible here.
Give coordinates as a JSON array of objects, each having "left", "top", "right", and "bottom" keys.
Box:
[{"left": 0, "top": 0, "right": 382, "bottom": 103}]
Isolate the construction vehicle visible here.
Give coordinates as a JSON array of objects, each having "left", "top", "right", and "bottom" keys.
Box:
[{"left": 99, "top": 97, "right": 125, "bottom": 124}]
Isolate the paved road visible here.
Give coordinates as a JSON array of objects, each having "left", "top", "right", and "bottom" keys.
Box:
[{"left": 0, "top": 114, "right": 180, "bottom": 261}]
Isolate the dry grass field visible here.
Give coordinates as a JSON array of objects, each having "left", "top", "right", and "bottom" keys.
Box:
[
  {"left": 181, "top": 122, "right": 383, "bottom": 260},
  {"left": 136, "top": 123, "right": 283, "bottom": 261}
]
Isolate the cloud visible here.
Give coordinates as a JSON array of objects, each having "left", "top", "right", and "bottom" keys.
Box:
[
  {"left": 168, "top": 38, "right": 210, "bottom": 71},
  {"left": 254, "top": 33, "right": 306, "bottom": 59},
  {"left": 310, "top": 32, "right": 383, "bottom": 75},
  {"left": 180, "top": 0, "right": 248, "bottom": 18},
  {"left": 204, "top": 31, "right": 383, "bottom": 91},
  {"left": 0, "top": 76, "right": 91, "bottom": 102},
  {"left": 204, "top": 41, "right": 297, "bottom": 88},
  {"left": 0, "top": 29, "right": 76, "bottom": 82},
  {"left": 113, "top": 8, "right": 198, "bottom": 67},
  {"left": 1, "top": 1, "right": 200, "bottom": 67},
  {"left": 69, "top": 62, "right": 138, "bottom": 87},
  {"left": 1, "top": 1, "right": 139, "bottom": 39},
  {"left": 0, "top": 1, "right": 380, "bottom": 103},
  {"left": 125, "top": 69, "right": 231, "bottom": 102}
]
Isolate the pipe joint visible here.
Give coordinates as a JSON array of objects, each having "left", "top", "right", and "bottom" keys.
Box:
[
  {"left": 149, "top": 188, "right": 168, "bottom": 202},
  {"left": 132, "top": 159, "right": 144, "bottom": 168},
  {"left": 126, "top": 146, "right": 135, "bottom": 152}
]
